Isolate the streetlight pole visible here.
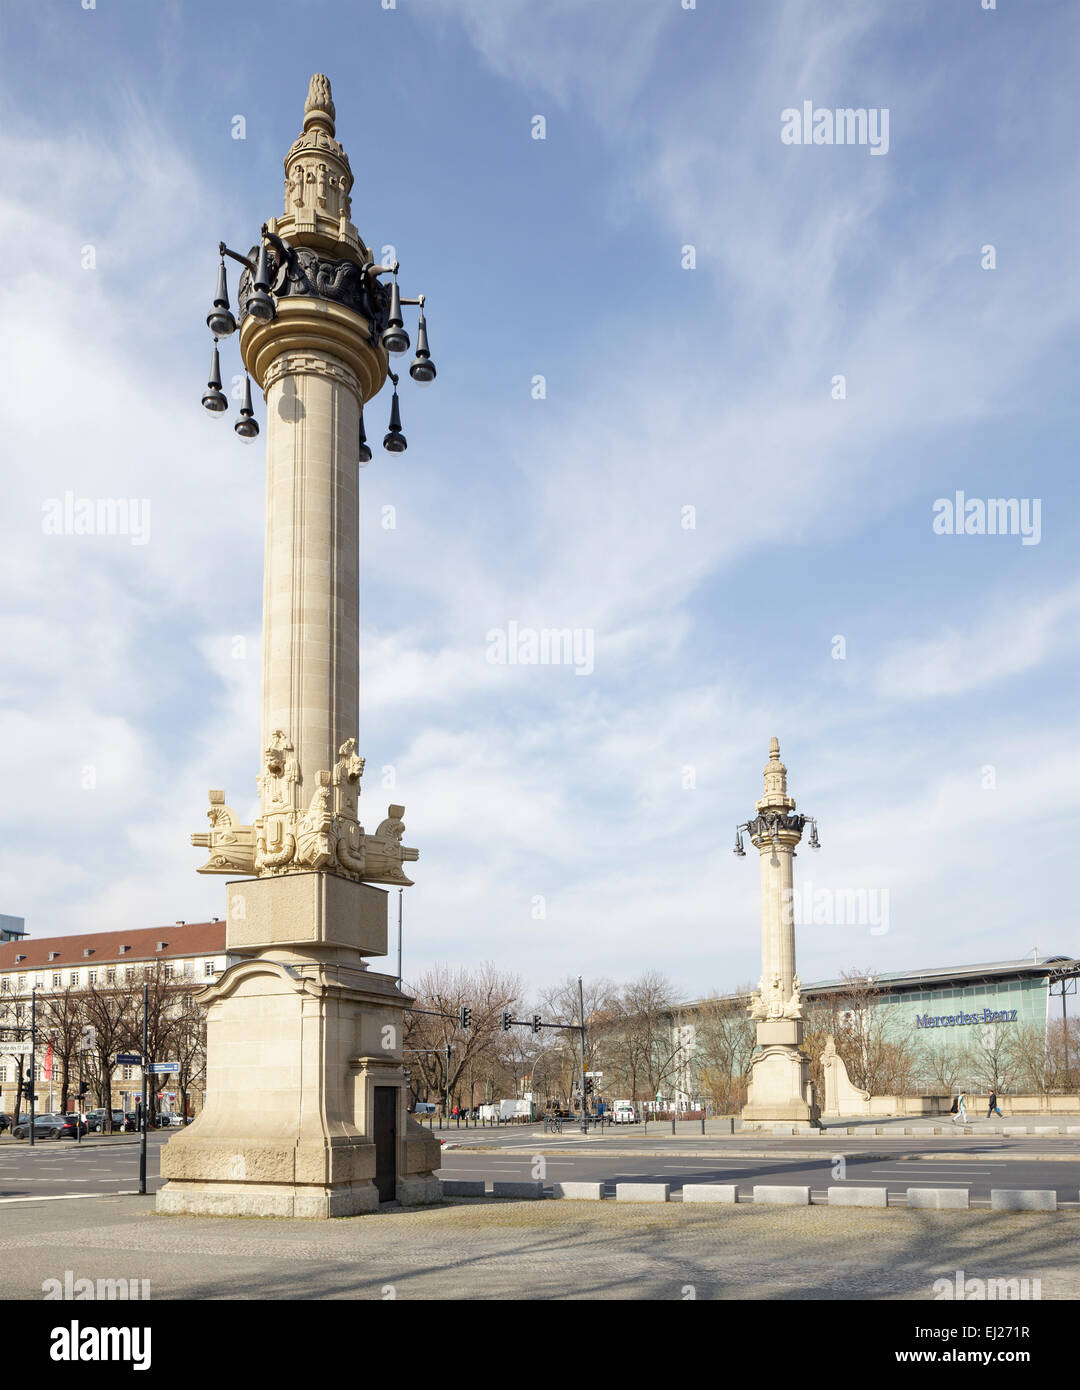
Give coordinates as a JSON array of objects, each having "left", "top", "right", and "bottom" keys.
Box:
[
  {"left": 139, "top": 983, "right": 148, "bottom": 1196},
  {"left": 578, "top": 975, "right": 588, "bottom": 1135},
  {"left": 28, "top": 987, "right": 36, "bottom": 1147},
  {"left": 397, "top": 888, "right": 403, "bottom": 989}
]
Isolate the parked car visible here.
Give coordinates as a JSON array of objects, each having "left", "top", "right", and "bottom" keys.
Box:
[
  {"left": 85, "top": 1109, "right": 128, "bottom": 1133},
  {"left": 612, "top": 1100, "right": 639, "bottom": 1124},
  {"left": 12, "top": 1113, "right": 87, "bottom": 1140}
]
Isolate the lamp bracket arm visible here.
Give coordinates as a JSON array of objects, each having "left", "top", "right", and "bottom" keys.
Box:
[{"left": 218, "top": 242, "right": 256, "bottom": 273}]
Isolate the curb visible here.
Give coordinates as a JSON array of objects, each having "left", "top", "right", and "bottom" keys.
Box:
[{"left": 439, "top": 1181, "right": 1079, "bottom": 1213}]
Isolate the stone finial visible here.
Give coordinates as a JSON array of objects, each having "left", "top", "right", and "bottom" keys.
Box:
[
  {"left": 755, "top": 735, "right": 796, "bottom": 814},
  {"left": 304, "top": 74, "right": 336, "bottom": 133},
  {"left": 763, "top": 737, "right": 788, "bottom": 797}
]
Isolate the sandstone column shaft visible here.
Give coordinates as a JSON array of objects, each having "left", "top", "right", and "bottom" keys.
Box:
[{"left": 261, "top": 352, "right": 360, "bottom": 802}]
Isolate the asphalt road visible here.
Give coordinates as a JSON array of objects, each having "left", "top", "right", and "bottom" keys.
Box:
[
  {"left": 436, "top": 1148, "right": 1080, "bottom": 1203},
  {"left": 2, "top": 1127, "right": 1078, "bottom": 1205},
  {"left": 0, "top": 1134, "right": 164, "bottom": 1200}
]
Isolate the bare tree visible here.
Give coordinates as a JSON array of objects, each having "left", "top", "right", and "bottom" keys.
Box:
[{"left": 403, "top": 964, "right": 522, "bottom": 1112}]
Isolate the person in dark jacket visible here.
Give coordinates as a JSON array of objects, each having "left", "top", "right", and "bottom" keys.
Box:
[{"left": 987, "top": 1090, "right": 1003, "bottom": 1118}]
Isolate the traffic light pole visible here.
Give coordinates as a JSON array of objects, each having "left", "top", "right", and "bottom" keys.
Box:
[{"left": 77, "top": 1047, "right": 82, "bottom": 1146}]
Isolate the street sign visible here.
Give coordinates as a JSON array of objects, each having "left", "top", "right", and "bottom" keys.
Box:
[
  {"left": 2, "top": 1040, "right": 32, "bottom": 1055},
  {"left": 147, "top": 1062, "right": 180, "bottom": 1074},
  {"left": 116, "top": 1054, "right": 142, "bottom": 1066},
  {"left": 585, "top": 1071, "right": 603, "bottom": 1077}
]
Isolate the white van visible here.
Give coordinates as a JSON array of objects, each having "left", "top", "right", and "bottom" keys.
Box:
[{"left": 612, "top": 1100, "right": 638, "bottom": 1124}]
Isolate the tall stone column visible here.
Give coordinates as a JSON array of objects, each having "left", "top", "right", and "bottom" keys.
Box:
[
  {"left": 739, "top": 739, "right": 820, "bottom": 1128},
  {"left": 158, "top": 76, "right": 441, "bottom": 1218}
]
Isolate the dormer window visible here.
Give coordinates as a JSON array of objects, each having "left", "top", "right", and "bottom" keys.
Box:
[
  {"left": 83, "top": 948, "right": 94, "bottom": 958},
  {"left": 48, "top": 951, "right": 60, "bottom": 961},
  {"left": 118, "top": 945, "right": 129, "bottom": 955},
  {"left": 156, "top": 942, "right": 168, "bottom": 952}
]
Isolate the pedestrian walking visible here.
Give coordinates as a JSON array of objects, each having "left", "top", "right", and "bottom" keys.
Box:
[
  {"left": 987, "top": 1090, "right": 1003, "bottom": 1119},
  {"left": 952, "top": 1089, "right": 967, "bottom": 1124}
]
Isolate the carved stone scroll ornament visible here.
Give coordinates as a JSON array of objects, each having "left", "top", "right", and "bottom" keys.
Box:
[{"left": 191, "top": 790, "right": 255, "bottom": 875}]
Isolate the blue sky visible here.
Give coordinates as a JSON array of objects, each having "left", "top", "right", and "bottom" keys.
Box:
[{"left": 0, "top": 0, "right": 1077, "bottom": 1001}]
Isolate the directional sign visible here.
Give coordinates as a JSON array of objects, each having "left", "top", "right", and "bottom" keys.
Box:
[
  {"left": 585, "top": 1071, "right": 603, "bottom": 1078},
  {"left": 115, "top": 1054, "right": 143, "bottom": 1066},
  {"left": 147, "top": 1062, "right": 180, "bottom": 1074},
  {"left": 2, "top": 1040, "right": 32, "bottom": 1055}
]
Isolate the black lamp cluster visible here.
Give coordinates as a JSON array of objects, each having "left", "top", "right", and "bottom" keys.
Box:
[
  {"left": 733, "top": 815, "right": 821, "bottom": 856},
  {"left": 201, "top": 230, "right": 436, "bottom": 460}
]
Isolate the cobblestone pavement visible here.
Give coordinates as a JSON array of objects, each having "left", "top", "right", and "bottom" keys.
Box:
[{"left": 0, "top": 1195, "right": 1076, "bottom": 1300}]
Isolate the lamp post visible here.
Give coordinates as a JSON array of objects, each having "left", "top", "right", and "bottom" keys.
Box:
[
  {"left": 734, "top": 739, "right": 822, "bottom": 1128},
  {"left": 159, "top": 74, "right": 443, "bottom": 1219}
]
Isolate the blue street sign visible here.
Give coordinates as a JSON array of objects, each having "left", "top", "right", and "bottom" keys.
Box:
[
  {"left": 147, "top": 1062, "right": 180, "bottom": 1074},
  {"left": 116, "top": 1054, "right": 142, "bottom": 1066}
]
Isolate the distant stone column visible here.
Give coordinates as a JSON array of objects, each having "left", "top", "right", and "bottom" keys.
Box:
[{"left": 741, "top": 739, "right": 820, "bottom": 1128}]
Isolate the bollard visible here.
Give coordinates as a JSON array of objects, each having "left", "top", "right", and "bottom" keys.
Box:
[
  {"left": 671, "top": 1116, "right": 676, "bottom": 1136},
  {"left": 700, "top": 1115, "right": 705, "bottom": 1135}
]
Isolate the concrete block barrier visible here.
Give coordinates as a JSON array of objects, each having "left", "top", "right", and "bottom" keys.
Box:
[
  {"left": 552, "top": 1182, "right": 603, "bottom": 1200},
  {"left": 1067, "top": 1126, "right": 1080, "bottom": 1135},
  {"left": 907, "top": 1188, "right": 969, "bottom": 1210},
  {"left": 441, "top": 1180, "right": 485, "bottom": 1198},
  {"left": 492, "top": 1181, "right": 544, "bottom": 1200},
  {"left": 990, "top": 1189, "right": 1056, "bottom": 1212},
  {"left": 616, "top": 1182, "right": 670, "bottom": 1203},
  {"left": 828, "top": 1186, "right": 888, "bottom": 1208},
  {"left": 753, "top": 1185, "right": 810, "bottom": 1206},
  {"left": 772, "top": 1124, "right": 796, "bottom": 1135},
  {"left": 1033, "top": 1126, "right": 1061, "bottom": 1135},
  {"left": 681, "top": 1184, "right": 737, "bottom": 1204},
  {"left": 1002, "top": 1126, "right": 1031, "bottom": 1136}
]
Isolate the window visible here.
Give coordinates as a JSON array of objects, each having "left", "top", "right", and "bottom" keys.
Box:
[
  {"left": 52, "top": 973, "right": 61, "bottom": 988},
  {"left": 1, "top": 979, "right": 9, "bottom": 993},
  {"left": 122, "top": 1066, "right": 133, "bottom": 1081},
  {"left": 33, "top": 975, "right": 42, "bottom": 988},
  {"left": 0, "top": 1065, "right": 6, "bottom": 1083},
  {"left": 164, "top": 964, "right": 175, "bottom": 981},
  {"left": 204, "top": 961, "right": 215, "bottom": 977},
  {"left": 183, "top": 960, "right": 193, "bottom": 978},
  {"left": 125, "top": 967, "right": 134, "bottom": 982},
  {"left": 144, "top": 966, "right": 153, "bottom": 980},
  {"left": 69, "top": 972, "right": 79, "bottom": 988},
  {"left": 17, "top": 975, "right": 26, "bottom": 990},
  {"left": 106, "top": 968, "right": 116, "bottom": 985},
  {"left": 88, "top": 970, "right": 97, "bottom": 985}
]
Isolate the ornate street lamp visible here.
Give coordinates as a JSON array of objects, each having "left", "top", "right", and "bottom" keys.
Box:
[{"left": 200, "top": 129, "right": 436, "bottom": 456}]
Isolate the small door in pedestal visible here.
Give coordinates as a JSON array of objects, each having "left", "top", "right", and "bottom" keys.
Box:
[{"left": 374, "top": 1086, "right": 397, "bottom": 1203}]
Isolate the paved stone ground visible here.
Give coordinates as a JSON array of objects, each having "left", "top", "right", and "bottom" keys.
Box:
[{"left": 0, "top": 1195, "right": 1076, "bottom": 1300}]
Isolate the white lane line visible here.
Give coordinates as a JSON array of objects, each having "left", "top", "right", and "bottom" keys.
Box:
[{"left": 0, "top": 1191, "right": 139, "bottom": 1205}]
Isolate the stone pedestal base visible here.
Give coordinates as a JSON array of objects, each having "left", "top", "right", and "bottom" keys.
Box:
[
  {"left": 157, "top": 1178, "right": 380, "bottom": 1220},
  {"left": 156, "top": 875, "right": 442, "bottom": 1219},
  {"left": 741, "top": 1018, "right": 821, "bottom": 1128}
]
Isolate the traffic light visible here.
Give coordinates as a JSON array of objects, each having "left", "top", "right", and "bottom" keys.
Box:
[
  {"left": 531, "top": 1014, "right": 542, "bottom": 1034},
  {"left": 585, "top": 1078, "right": 593, "bottom": 1095},
  {"left": 459, "top": 1006, "right": 472, "bottom": 1030},
  {"left": 501, "top": 1012, "right": 512, "bottom": 1031},
  {"left": 77, "top": 1082, "right": 89, "bottom": 1097}
]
